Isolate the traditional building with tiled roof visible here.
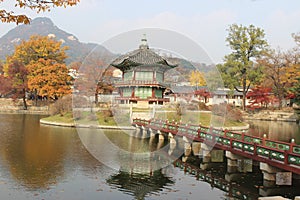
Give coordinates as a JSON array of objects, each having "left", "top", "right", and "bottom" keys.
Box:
[{"left": 111, "top": 36, "right": 176, "bottom": 107}]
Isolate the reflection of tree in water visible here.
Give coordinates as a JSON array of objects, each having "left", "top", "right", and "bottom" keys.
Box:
[
  {"left": 247, "top": 120, "right": 300, "bottom": 143},
  {"left": 107, "top": 170, "right": 174, "bottom": 200},
  {"left": 0, "top": 114, "right": 70, "bottom": 189}
]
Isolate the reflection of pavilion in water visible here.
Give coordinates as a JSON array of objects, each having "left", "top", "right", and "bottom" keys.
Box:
[
  {"left": 112, "top": 139, "right": 297, "bottom": 200},
  {"left": 107, "top": 170, "right": 174, "bottom": 200}
]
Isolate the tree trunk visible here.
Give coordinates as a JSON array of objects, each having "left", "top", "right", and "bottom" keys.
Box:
[
  {"left": 242, "top": 73, "right": 247, "bottom": 111},
  {"left": 95, "top": 92, "right": 98, "bottom": 105},
  {"left": 278, "top": 96, "right": 283, "bottom": 110},
  {"left": 22, "top": 89, "right": 27, "bottom": 110},
  {"left": 34, "top": 89, "right": 38, "bottom": 106}
]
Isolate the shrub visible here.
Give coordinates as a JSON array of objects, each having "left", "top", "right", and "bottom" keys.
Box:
[
  {"left": 73, "top": 110, "right": 83, "bottom": 120},
  {"left": 87, "top": 113, "right": 98, "bottom": 121},
  {"left": 198, "top": 102, "right": 209, "bottom": 111},
  {"left": 50, "top": 95, "right": 72, "bottom": 116},
  {"left": 212, "top": 103, "right": 243, "bottom": 122}
]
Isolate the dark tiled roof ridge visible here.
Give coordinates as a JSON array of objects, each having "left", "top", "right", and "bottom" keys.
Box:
[{"left": 111, "top": 48, "right": 174, "bottom": 66}]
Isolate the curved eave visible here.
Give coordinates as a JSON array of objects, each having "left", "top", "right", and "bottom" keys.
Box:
[
  {"left": 111, "top": 59, "right": 139, "bottom": 71},
  {"left": 111, "top": 59, "right": 177, "bottom": 72}
]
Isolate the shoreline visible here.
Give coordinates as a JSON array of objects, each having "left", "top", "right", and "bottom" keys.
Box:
[
  {"left": 0, "top": 110, "right": 49, "bottom": 115},
  {"left": 39, "top": 119, "right": 136, "bottom": 130},
  {"left": 39, "top": 118, "right": 249, "bottom": 131}
]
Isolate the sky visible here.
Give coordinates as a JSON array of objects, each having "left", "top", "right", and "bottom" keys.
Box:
[{"left": 1, "top": 0, "right": 300, "bottom": 64}]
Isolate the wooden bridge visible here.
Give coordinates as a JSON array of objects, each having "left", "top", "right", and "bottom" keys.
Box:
[{"left": 132, "top": 118, "right": 300, "bottom": 175}]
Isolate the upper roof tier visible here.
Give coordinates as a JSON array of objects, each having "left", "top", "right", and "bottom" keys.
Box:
[{"left": 111, "top": 37, "right": 177, "bottom": 71}]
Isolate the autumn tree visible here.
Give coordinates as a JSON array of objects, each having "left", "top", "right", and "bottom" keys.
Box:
[
  {"left": 27, "top": 59, "right": 71, "bottom": 100},
  {"left": 218, "top": 24, "right": 268, "bottom": 110},
  {"left": 292, "top": 32, "right": 300, "bottom": 47},
  {"left": 189, "top": 70, "right": 206, "bottom": 87},
  {"left": 0, "top": 0, "right": 79, "bottom": 24},
  {"left": 7, "top": 61, "right": 29, "bottom": 109},
  {"left": 290, "top": 77, "right": 300, "bottom": 106},
  {"left": 194, "top": 88, "right": 210, "bottom": 103},
  {"left": 5, "top": 35, "right": 68, "bottom": 67},
  {"left": 246, "top": 86, "right": 274, "bottom": 108},
  {"left": 6, "top": 35, "right": 71, "bottom": 103},
  {"left": 0, "top": 73, "right": 12, "bottom": 97},
  {"left": 258, "top": 48, "right": 300, "bottom": 109}
]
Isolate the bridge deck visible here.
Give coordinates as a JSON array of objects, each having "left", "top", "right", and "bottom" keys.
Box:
[{"left": 133, "top": 118, "right": 300, "bottom": 174}]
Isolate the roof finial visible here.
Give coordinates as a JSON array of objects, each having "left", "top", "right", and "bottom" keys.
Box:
[{"left": 139, "top": 34, "right": 149, "bottom": 49}]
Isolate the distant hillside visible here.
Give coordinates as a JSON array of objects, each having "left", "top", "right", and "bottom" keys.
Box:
[
  {"left": 0, "top": 17, "right": 211, "bottom": 81},
  {"left": 0, "top": 17, "right": 113, "bottom": 65},
  {"left": 165, "top": 57, "right": 214, "bottom": 84}
]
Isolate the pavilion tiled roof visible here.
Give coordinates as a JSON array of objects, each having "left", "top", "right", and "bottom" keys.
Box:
[{"left": 111, "top": 38, "right": 176, "bottom": 69}]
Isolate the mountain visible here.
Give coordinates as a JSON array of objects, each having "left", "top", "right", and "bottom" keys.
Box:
[
  {"left": 0, "top": 17, "right": 113, "bottom": 65},
  {"left": 0, "top": 18, "right": 210, "bottom": 82}
]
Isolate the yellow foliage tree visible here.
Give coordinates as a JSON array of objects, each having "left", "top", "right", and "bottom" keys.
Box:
[
  {"left": 0, "top": 0, "right": 79, "bottom": 24},
  {"left": 6, "top": 35, "right": 71, "bottom": 101},
  {"left": 5, "top": 35, "right": 67, "bottom": 68},
  {"left": 189, "top": 70, "right": 206, "bottom": 87}
]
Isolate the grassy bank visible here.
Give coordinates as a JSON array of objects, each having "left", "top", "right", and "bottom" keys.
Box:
[
  {"left": 154, "top": 111, "right": 247, "bottom": 127},
  {"left": 43, "top": 109, "right": 246, "bottom": 128},
  {"left": 42, "top": 110, "right": 130, "bottom": 126}
]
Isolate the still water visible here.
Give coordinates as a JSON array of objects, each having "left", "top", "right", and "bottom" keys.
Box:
[{"left": 0, "top": 114, "right": 299, "bottom": 200}]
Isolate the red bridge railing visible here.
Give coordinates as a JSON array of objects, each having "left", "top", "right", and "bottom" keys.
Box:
[{"left": 132, "top": 118, "right": 300, "bottom": 174}]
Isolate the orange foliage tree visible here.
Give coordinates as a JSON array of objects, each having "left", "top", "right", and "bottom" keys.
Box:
[
  {"left": 258, "top": 49, "right": 300, "bottom": 109},
  {"left": 27, "top": 59, "right": 71, "bottom": 100},
  {"left": 5, "top": 35, "right": 71, "bottom": 103}
]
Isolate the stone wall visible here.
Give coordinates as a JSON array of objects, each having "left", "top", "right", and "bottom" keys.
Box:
[
  {"left": 244, "top": 110, "right": 299, "bottom": 122},
  {"left": 0, "top": 98, "right": 49, "bottom": 114}
]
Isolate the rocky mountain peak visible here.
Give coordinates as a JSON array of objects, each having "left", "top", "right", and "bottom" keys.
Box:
[{"left": 0, "top": 17, "right": 108, "bottom": 64}]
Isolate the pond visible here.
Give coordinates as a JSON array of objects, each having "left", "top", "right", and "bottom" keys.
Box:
[{"left": 0, "top": 114, "right": 299, "bottom": 200}]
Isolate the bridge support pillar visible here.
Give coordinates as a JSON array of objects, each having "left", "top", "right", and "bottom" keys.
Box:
[
  {"left": 141, "top": 127, "right": 148, "bottom": 138},
  {"left": 159, "top": 133, "right": 165, "bottom": 141},
  {"left": 192, "top": 142, "right": 201, "bottom": 156},
  {"left": 168, "top": 138, "right": 177, "bottom": 155},
  {"left": 157, "top": 130, "right": 164, "bottom": 140},
  {"left": 201, "top": 143, "right": 211, "bottom": 162},
  {"left": 157, "top": 131, "right": 164, "bottom": 150},
  {"left": 184, "top": 142, "right": 192, "bottom": 157},
  {"left": 225, "top": 151, "right": 252, "bottom": 173},
  {"left": 135, "top": 126, "right": 141, "bottom": 137},
  {"left": 149, "top": 128, "right": 155, "bottom": 138},
  {"left": 260, "top": 163, "right": 292, "bottom": 187},
  {"left": 199, "top": 143, "right": 212, "bottom": 170}
]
